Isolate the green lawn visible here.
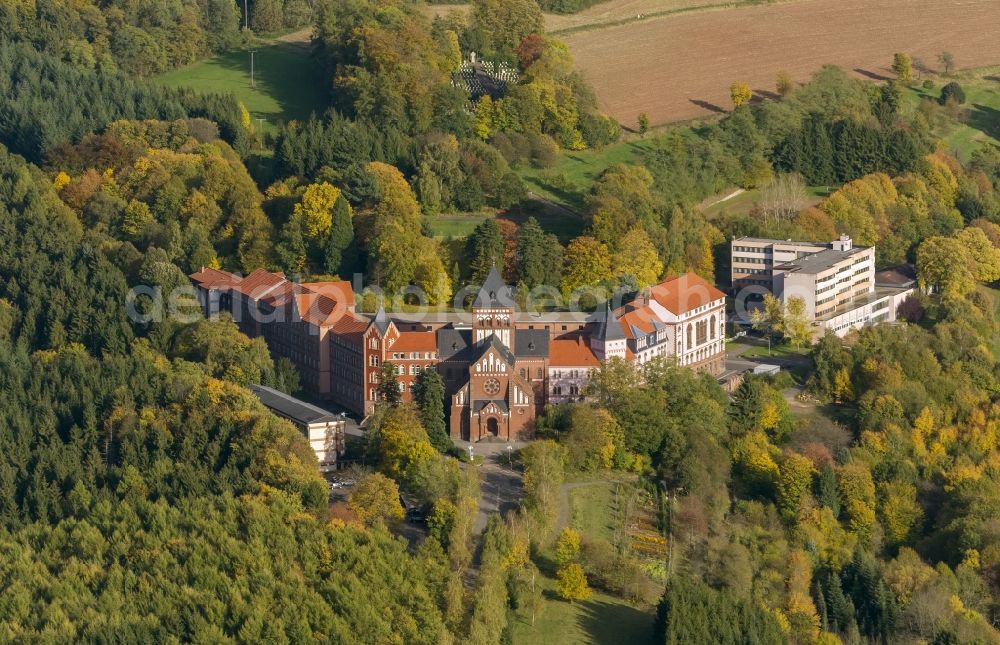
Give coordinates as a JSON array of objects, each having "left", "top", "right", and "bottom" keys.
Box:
[
  {"left": 904, "top": 70, "right": 1000, "bottom": 160},
  {"left": 701, "top": 183, "right": 832, "bottom": 220},
  {"left": 156, "top": 42, "right": 327, "bottom": 131},
  {"left": 516, "top": 136, "right": 661, "bottom": 212},
  {"left": 426, "top": 214, "right": 490, "bottom": 238},
  {"left": 509, "top": 578, "right": 655, "bottom": 645},
  {"left": 738, "top": 342, "right": 811, "bottom": 360},
  {"left": 567, "top": 482, "right": 618, "bottom": 545},
  {"left": 427, "top": 202, "right": 587, "bottom": 243}
]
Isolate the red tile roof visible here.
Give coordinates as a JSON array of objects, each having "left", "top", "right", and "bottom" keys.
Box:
[
  {"left": 649, "top": 273, "right": 725, "bottom": 315},
  {"left": 549, "top": 337, "right": 599, "bottom": 367},
  {"left": 191, "top": 268, "right": 356, "bottom": 328},
  {"left": 331, "top": 314, "right": 368, "bottom": 341},
  {"left": 392, "top": 331, "right": 438, "bottom": 353},
  {"left": 237, "top": 268, "right": 287, "bottom": 299},
  {"left": 190, "top": 267, "right": 242, "bottom": 291},
  {"left": 302, "top": 281, "right": 355, "bottom": 308},
  {"left": 615, "top": 304, "right": 657, "bottom": 340}
]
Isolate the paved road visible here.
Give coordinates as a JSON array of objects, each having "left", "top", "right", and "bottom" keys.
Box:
[{"left": 456, "top": 440, "right": 526, "bottom": 534}]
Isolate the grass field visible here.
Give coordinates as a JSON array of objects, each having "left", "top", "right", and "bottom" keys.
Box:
[
  {"left": 425, "top": 201, "right": 587, "bottom": 242},
  {"left": 903, "top": 72, "right": 1000, "bottom": 160},
  {"left": 701, "top": 183, "right": 831, "bottom": 220},
  {"left": 562, "top": 0, "right": 1000, "bottom": 128},
  {"left": 516, "top": 136, "right": 660, "bottom": 211},
  {"left": 157, "top": 39, "right": 326, "bottom": 131},
  {"left": 426, "top": 214, "right": 490, "bottom": 239},
  {"left": 509, "top": 581, "right": 654, "bottom": 645},
  {"left": 567, "top": 482, "right": 619, "bottom": 544},
  {"left": 512, "top": 477, "right": 656, "bottom": 644}
]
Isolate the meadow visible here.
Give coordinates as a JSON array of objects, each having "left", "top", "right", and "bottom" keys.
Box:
[
  {"left": 510, "top": 478, "right": 656, "bottom": 645},
  {"left": 905, "top": 71, "right": 1000, "bottom": 160},
  {"left": 515, "top": 135, "right": 661, "bottom": 212},
  {"left": 157, "top": 38, "right": 326, "bottom": 132}
]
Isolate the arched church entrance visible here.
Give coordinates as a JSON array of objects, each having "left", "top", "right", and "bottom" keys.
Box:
[{"left": 486, "top": 417, "right": 500, "bottom": 437}]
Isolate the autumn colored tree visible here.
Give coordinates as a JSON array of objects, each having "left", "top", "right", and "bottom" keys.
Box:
[
  {"left": 561, "top": 236, "right": 612, "bottom": 296},
  {"left": 496, "top": 218, "right": 520, "bottom": 281},
  {"left": 730, "top": 82, "right": 753, "bottom": 108},
  {"left": 749, "top": 293, "right": 785, "bottom": 354},
  {"left": 892, "top": 52, "right": 913, "bottom": 82},
  {"left": 365, "top": 162, "right": 426, "bottom": 293},
  {"left": 837, "top": 463, "right": 877, "bottom": 538},
  {"left": 916, "top": 235, "right": 976, "bottom": 296},
  {"left": 556, "top": 563, "right": 592, "bottom": 602},
  {"left": 516, "top": 34, "right": 546, "bottom": 70},
  {"left": 612, "top": 227, "right": 663, "bottom": 289},
  {"left": 784, "top": 296, "right": 814, "bottom": 347},
  {"left": 776, "top": 71, "right": 794, "bottom": 97},
  {"left": 555, "top": 527, "right": 582, "bottom": 567},
  {"left": 955, "top": 226, "right": 1000, "bottom": 283},
  {"left": 777, "top": 452, "right": 815, "bottom": 521},
  {"left": 474, "top": 95, "right": 494, "bottom": 140},
  {"left": 295, "top": 182, "right": 342, "bottom": 240},
  {"left": 638, "top": 112, "right": 650, "bottom": 136},
  {"left": 349, "top": 472, "right": 405, "bottom": 526}
]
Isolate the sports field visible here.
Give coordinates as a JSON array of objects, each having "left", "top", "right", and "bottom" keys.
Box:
[
  {"left": 157, "top": 33, "right": 326, "bottom": 130},
  {"left": 562, "top": 0, "right": 1000, "bottom": 128}
]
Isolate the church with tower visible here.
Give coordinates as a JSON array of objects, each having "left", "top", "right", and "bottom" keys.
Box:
[{"left": 190, "top": 265, "right": 727, "bottom": 442}]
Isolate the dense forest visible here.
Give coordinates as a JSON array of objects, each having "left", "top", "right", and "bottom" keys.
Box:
[{"left": 3, "top": 0, "right": 1000, "bottom": 642}]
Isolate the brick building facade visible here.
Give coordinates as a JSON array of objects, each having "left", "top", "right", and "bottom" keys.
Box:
[{"left": 190, "top": 267, "right": 727, "bottom": 442}]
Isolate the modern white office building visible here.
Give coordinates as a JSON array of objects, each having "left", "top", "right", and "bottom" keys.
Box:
[{"left": 733, "top": 235, "right": 914, "bottom": 339}]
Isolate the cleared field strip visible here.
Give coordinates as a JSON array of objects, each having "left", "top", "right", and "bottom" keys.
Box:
[
  {"left": 547, "top": 0, "right": 767, "bottom": 34},
  {"left": 564, "top": 0, "right": 1000, "bottom": 127}
]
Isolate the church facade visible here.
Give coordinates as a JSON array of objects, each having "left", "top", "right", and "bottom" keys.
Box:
[{"left": 190, "top": 266, "right": 727, "bottom": 442}]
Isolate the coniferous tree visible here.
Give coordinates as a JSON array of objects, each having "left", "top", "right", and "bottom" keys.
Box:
[
  {"left": 805, "top": 115, "right": 836, "bottom": 185},
  {"left": 324, "top": 195, "right": 354, "bottom": 275},
  {"left": 413, "top": 369, "right": 451, "bottom": 452},
  {"left": 516, "top": 216, "right": 548, "bottom": 289},
  {"left": 466, "top": 218, "right": 505, "bottom": 283},
  {"left": 276, "top": 216, "right": 308, "bottom": 274},
  {"left": 376, "top": 362, "right": 402, "bottom": 406},
  {"left": 818, "top": 462, "right": 841, "bottom": 518}
]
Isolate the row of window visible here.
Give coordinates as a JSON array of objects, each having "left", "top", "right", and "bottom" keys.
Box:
[
  {"left": 551, "top": 369, "right": 589, "bottom": 379},
  {"left": 391, "top": 351, "right": 437, "bottom": 360},
  {"left": 732, "top": 256, "right": 769, "bottom": 264}
]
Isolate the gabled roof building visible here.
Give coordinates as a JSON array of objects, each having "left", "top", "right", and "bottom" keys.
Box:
[{"left": 191, "top": 267, "right": 727, "bottom": 442}]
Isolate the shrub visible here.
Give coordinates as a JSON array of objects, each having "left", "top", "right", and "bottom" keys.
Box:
[{"left": 939, "top": 81, "right": 966, "bottom": 105}]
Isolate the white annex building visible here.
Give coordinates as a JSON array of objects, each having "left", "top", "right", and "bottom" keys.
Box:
[{"left": 731, "top": 235, "right": 915, "bottom": 338}]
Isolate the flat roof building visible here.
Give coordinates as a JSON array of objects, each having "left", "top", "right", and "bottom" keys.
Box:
[
  {"left": 250, "top": 385, "right": 346, "bottom": 472},
  {"left": 743, "top": 235, "right": 915, "bottom": 339}
]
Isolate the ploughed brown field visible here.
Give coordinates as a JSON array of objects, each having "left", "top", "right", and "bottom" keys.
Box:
[{"left": 563, "top": 0, "right": 1000, "bottom": 128}]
